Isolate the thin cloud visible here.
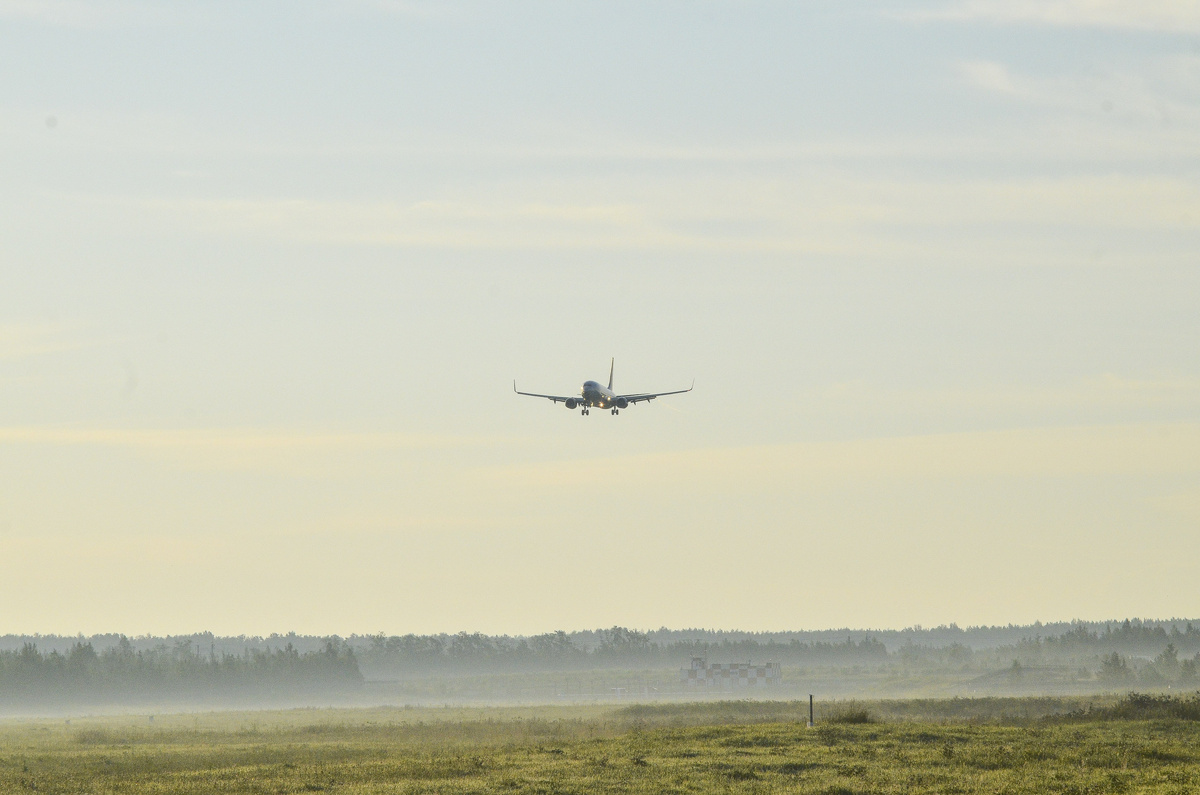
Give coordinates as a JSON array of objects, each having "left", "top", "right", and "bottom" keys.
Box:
[
  {"left": 0, "top": 426, "right": 481, "bottom": 449},
  {"left": 958, "top": 60, "right": 1023, "bottom": 96},
  {"left": 0, "top": 323, "right": 93, "bottom": 360},
  {"left": 53, "top": 170, "right": 1199, "bottom": 260},
  {"left": 338, "top": 0, "right": 476, "bottom": 21},
  {"left": 957, "top": 56, "right": 1200, "bottom": 132},
  {"left": 0, "top": 0, "right": 199, "bottom": 28},
  {"left": 0, "top": 426, "right": 508, "bottom": 476},
  {"left": 804, "top": 375, "right": 1200, "bottom": 415},
  {"left": 905, "top": 1, "right": 1200, "bottom": 33},
  {"left": 477, "top": 423, "right": 1200, "bottom": 494},
  {"left": 1153, "top": 485, "right": 1200, "bottom": 523}
]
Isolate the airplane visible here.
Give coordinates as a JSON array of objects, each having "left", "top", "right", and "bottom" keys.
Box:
[{"left": 514, "top": 359, "right": 692, "bottom": 416}]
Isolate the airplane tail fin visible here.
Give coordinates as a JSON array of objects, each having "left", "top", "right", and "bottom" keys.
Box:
[{"left": 607, "top": 358, "right": 614, "bottom": 391}]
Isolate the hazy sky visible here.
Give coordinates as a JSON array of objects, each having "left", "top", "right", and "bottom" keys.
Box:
[{"left": 2, "top": 0, "right": 1199, "bottom": 636}]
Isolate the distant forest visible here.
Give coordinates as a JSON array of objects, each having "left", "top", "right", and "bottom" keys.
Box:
[
  {"left": 3, "top": 619, "right": 1199, "bottom": 707},
  {"left": 0, "top": 639, "right": 362, "bottom": 709}
]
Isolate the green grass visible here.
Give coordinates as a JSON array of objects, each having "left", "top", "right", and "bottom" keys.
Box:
[{"left": 2, "top": 696, "right": 1199, "bottom": 793}]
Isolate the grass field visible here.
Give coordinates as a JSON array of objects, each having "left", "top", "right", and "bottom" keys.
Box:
[{"left": 3, "top": 696, "right": 1199, "bottom": 793}]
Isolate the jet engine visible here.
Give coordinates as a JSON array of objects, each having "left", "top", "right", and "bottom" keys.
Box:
[
  {"left": 564, "top": 398, "right": 578, "bottom": 410},
  {"left": 615, "top": 397, "right": 629, "bottom": 410}
]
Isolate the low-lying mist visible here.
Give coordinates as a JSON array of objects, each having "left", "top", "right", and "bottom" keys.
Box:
[{"left": 3, "top": 619, "right": 1197, "bottom": 716}]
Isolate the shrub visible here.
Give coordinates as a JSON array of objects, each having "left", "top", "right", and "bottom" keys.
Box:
[
  {"left": 1064, "top": 692, "right": 1200, "bottom": 722},
  {"left": 824, "top": 706, "right": 876, "bottom": 724}
]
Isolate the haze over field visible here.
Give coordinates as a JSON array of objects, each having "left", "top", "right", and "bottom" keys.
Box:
[
  {"left": 4, "top": 619, "right": 1199, "bottom": 713},
  {"left": 2, "top": 1, "right": 1198, "bottom": 636}
]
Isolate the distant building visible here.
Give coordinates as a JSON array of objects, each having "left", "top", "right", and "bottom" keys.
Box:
[{"left": 681, "top": 657, "right": 781, "bottom": 689}]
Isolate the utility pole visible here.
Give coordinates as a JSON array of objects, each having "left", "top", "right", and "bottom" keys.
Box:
[{"left": 808, "top": 694, "right": 814, "bottom": 727}]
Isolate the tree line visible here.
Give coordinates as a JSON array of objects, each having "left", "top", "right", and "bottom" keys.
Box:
[
  {"left": 1096, "top": 646, "right": 1200, "bottom": 687},
  {"left": 356, "top": 628, "right": 889, "bottom": 676},
  {"left": 0, "top": 638, "right": 362, "bottom": 708},
  {"left": 5, "top": 619, "right": 1200, "bottom": 693},
  {"left": 7, "top": 618, "right": 1199, "bottom": 660},
  {"left": 1012, "top": 620, "right": 1200, "bottom": 655}
]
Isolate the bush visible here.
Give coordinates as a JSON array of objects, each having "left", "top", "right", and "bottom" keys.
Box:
[
  {"left": 824, "top": 706, "right": 876, "bottom": 724},
  {"left": 1064, "top": 692, "right": 1200, "bottom": 722},
  {"left": 1107, "top": 693, "right": 1200, "bottom": 720}
]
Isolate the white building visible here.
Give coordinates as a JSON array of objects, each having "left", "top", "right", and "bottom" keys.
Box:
[{"left": 681, "top": 657, "right": 782, "bottom": 689}]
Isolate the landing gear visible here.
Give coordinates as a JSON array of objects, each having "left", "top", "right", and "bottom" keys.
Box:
[
  {"left": 611, "top": 408, "right": 620, "bottom": 415},
  {"left": 581, "top": 408, "right": 589, "bottom": 416}
]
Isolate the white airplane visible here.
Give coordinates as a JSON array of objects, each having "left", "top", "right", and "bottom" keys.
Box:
[{"left": 514, "top": 359, "right": 692, "bottom": 416}]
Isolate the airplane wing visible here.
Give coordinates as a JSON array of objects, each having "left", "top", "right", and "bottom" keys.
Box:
[
  {"left": 618, "top": 381, "right": 694, "bottom": 405},
  {"left": 513, "top": 381, "right": 577, "bottom": 404}
]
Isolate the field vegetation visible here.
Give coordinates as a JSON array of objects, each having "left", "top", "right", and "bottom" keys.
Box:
[{"left": 3, "top": 693, "right": 1200, "bottom": 793}]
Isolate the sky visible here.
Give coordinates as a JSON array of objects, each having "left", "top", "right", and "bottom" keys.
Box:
[{"left": 1, "top": 0, "right": 1199, "bottom": 637}]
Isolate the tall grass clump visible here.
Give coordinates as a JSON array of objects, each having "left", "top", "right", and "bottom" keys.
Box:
[
  {"left": 823, "top": 703, "right": 876, "bottom": 724},
  {"left": 73, "top": 728, "right": 120, "bottom": 745},
  {"left": 1090, "top": 692, "right": 1200, "bottom": 721},
  {"left": 1056, "top": 692, "right": 1200, "bottom": 722}
]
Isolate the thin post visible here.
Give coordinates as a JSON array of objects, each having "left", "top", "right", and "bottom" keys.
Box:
[{"left": 808, "top": 694, "right": 814, "bottom": 727}]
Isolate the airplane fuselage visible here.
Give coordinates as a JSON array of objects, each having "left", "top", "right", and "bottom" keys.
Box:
[{"left": 580, "top": 380, "right": 616, "bottom": 408}]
